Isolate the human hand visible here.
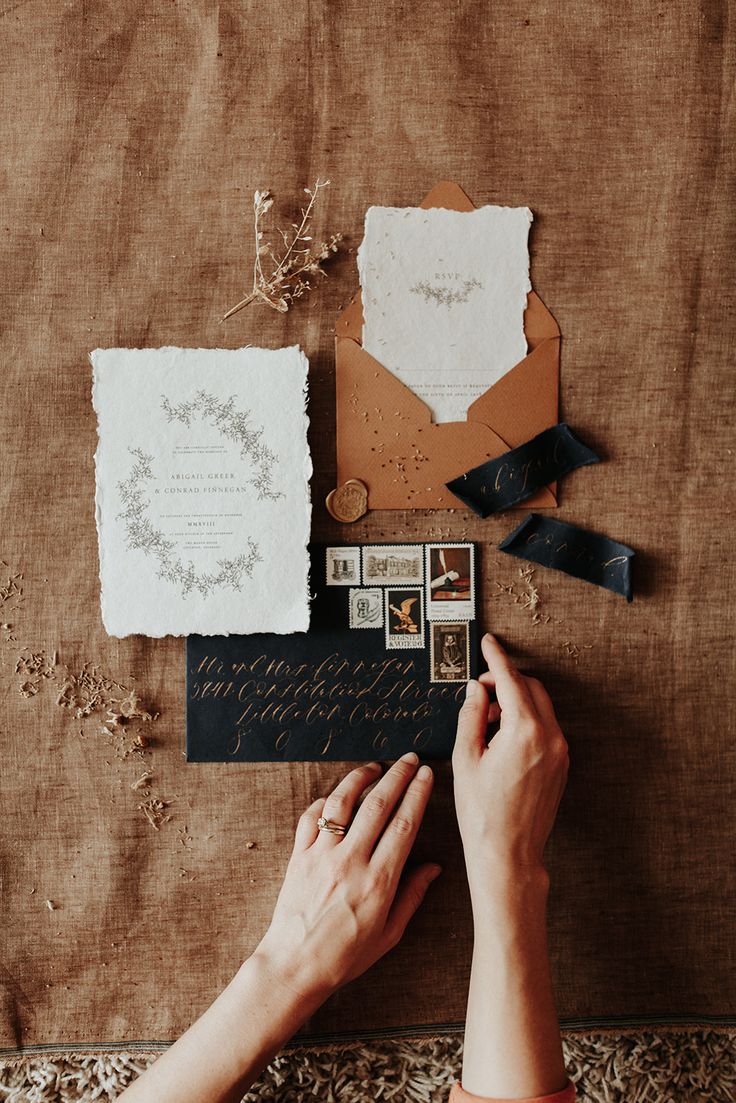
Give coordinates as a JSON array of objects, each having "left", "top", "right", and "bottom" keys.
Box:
[
  {"left": 253, "top": 753, "right": 440, "bottom": 1007},
  {"left": 452, "top": 633, "right": 569, "bottom": 895},
  {"left": 118, "top": 759, "right": 437, "bottom": 1103}
]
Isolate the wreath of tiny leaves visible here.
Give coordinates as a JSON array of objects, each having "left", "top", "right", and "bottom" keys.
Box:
[
  {"left": 161, "top": 390, "right": 282, "bottom": 503},
  {"left": 115, "top": 391, "right": 282, "bottom": 598}
]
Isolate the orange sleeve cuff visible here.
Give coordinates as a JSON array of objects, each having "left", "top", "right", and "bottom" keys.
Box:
[{"left": 449, "top": 1079, "right": 576, "bottom": 1103}]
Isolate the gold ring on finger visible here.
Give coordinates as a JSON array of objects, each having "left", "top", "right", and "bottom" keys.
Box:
[{"left": 317, "top": 816, "right": 347, "bottom": 836}]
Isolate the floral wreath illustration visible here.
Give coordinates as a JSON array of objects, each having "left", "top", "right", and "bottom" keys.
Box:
[
  {"left": 409, "top": 277, "right": 482, "bottom": 307},
  {"left": 116, "top": 391, "right": 283, "bottom": 598}
]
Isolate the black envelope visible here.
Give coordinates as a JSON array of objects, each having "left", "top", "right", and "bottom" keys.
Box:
[{"left": 186, "top": 544, "right": 479, "bottom": 761}]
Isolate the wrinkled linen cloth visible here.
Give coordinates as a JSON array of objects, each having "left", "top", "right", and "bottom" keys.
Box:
[{"left": 0, "top": 0, "right": 734, "bottom": 1055}]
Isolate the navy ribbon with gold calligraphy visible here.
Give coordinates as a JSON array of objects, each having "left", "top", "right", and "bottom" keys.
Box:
[
  {"left": 446, "top": 423, "right": 600, "bottom": 516},
  {"left": 498, "top": 513, "right": 635, "bottom": 601}
]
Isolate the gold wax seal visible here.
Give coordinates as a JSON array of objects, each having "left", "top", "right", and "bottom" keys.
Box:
[{"left": 325, "top": 479, "right": 369, "bottom": 522}]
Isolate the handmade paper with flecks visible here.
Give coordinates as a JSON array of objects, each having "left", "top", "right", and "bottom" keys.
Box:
[
  {"left": 91, "top": 346, "right": 312, "bottom": 637},
  {"left": 358, "top": 204, "right": 532, "bottom": 424}
]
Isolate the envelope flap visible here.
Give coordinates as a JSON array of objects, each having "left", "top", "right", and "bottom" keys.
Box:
[
  {"left": 418, "top": 180, "right": 476, "bottom": 212},
  {"left": 336, "top": 335, "right": 434, "bottom": 423},
  {"left": 336, "top": 333, "right": 549, "bottom": 509},
  {"left": 467, "top": 339, "right": 559, "bottom": 446},
  {"left": 335, "top": 296, "right": 364, "bottom": 341},
  {"left": 525, "top": 291, "right": 560, "bottom": 347}
]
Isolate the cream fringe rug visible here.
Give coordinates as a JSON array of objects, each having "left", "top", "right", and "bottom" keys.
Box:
[{"left": 1, "top": 1030, "right": 734, "bottom": 1102}]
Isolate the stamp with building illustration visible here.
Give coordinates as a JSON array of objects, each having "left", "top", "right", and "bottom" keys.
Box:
[
  {"left": 349, "top": 588, "right": 383, "bottom": 629},
  {"left": 363, "top": 545, "right": 423, "bottom": 586},
  {"left": 325, "top": 546, "right": 361, "bottom": 586},
  {"left": 385, "top": 588, "right": 425, "bottom": 649},
  {"left": 430, "top": 621, "right": 470, "bottom": 683},
  {"left": 426, "top": 543, "right": 475, "bottom": 620}
]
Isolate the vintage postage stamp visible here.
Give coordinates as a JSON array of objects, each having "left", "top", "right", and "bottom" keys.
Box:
[
  {"left": 363, "top": 545, "right": 423, "bottom": 586},
  {"left": 326, "top": 546, "right": 361, "bottom": 586},
  {"left": 425, "top": 543, "right": 475, "bottom": 620},
  {"left": 385, "top": 588, "right": 425, "bottom": 649},
  {"left": 349, "top": 587, "right": 384, "bottom": 629},
  {"left": 430, "top": 621, "right": 470, "bottom": 683}
]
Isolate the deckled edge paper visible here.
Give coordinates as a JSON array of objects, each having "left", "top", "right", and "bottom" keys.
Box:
[
  {"left": 498, "top": 513, "right": 635, "bottom": 601},
  {"left": 446, "top": 423, "right": 600, "bottom": 516},
  {"left": 357, "top": 204, "right": 533, "bottom": 424},
  {"left": 91, "top": 346, "right": 312, "bottom": 637}
]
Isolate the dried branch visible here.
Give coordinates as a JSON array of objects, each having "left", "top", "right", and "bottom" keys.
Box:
[{"left": 222, "top": 179, "right": 342, "bottom": 320}]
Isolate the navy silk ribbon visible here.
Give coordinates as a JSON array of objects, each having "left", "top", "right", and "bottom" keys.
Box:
[
  {"left": 498, "top": 513, "right": 635, "bottom": 601},
  {"left": 446, "top": 423, "right": 600, "bottom": 516}
]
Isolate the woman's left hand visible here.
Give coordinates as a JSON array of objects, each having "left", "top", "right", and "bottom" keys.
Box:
[
  {"left": 253, "top": 753, "right": 441, "bottom": 1005},
  {"left": 116, "top": 755, "right": 438, "bottom": 1103}
]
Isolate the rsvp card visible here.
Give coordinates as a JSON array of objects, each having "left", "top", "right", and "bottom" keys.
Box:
[
  {"left": 358, "top": 204, "right": 532, "bottom": 424},
  {"left": 91, "top": 346, "right": 312, "bottom": 637}
]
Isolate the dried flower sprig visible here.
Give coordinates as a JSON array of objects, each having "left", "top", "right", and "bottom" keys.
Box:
[{"left": 222, "top": 179, "right": 342, "bottom": 320}]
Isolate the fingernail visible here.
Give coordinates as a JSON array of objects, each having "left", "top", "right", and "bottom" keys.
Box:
[
  {"left": 367, "top": 761, "right": 381, "bottom": 771},
  {"left": 482, "top": 632, "right": 494, "bottom": 644},
  {"left": 428, "top": 864, "right": 442, "bottom": 880},
  {"left": 401, "top": 751, "right": 419, "bottom": 765},
  {"left": 465, "top": 679, "right": 479, "bottom": 698},
  {"left": 417, "top": 764, "right": 433, "bottom": 781}
]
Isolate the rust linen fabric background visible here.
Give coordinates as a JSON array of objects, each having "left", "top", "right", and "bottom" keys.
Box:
[{"left": 1, "top": 0, "right": 734, "bottom": 1054}]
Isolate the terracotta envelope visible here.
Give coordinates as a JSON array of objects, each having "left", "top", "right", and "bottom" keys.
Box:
[{"left": 335, "top": 181, "right": 560, "bottom": 510}]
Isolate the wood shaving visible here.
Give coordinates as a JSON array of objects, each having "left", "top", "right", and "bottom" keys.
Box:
[
  {"left": 0, "top": 573, "right": 23, "bottom": 607},
  {"left": 562, "top": 640, "right": 594, "bottom": 665},
  {"left": 131, "top": 771, "right": 154, "bottom": 792},
  {"left": 56, "top": 662, "right": 128, "bottom": 719},
  {"left": 138, "top": 795, "right": 172, "bottom": 831},
  {"left": 1, "top": 564, "right": 170, "bottom": 832},
  {"left": 15, "top": 648, "right": 56, "bottom": 696},
  {"left": 131, "top": 770, "right": 173, "bottom": 832},
  {"left": 494, "top": 561, "right": 594, "bottom": 660},
  {"left": 493, "top": 565, "right": 550, "bottom": 625}
]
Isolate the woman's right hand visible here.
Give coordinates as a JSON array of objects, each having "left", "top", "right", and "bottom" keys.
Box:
[{"left": 452, "top": 633, "right": 569, "bottom": 895}]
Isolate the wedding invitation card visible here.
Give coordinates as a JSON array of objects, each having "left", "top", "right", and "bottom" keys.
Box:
[
  {"left": 357, "top": 204, "right": 532, "bottom": 424},
  {"left": 92, "top": 345, "right": 312, "bottom": 637},
  {"left": 186, "top": 543, "right": 479, "bottom": 761}
]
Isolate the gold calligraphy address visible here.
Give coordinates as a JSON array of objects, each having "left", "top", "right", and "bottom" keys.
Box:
[
  {"left": 189, "top": 651, "right": 463, "bottom": 755},
  {"left": 525, "top": 531, "right": 629, "bottom": 579}
]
